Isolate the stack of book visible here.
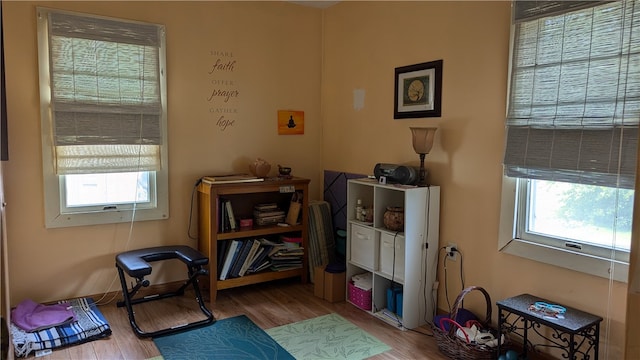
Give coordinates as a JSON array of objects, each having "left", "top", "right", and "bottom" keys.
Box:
[
  {"left": 253, "top": 203, "right": 285, "bottom": 226},
  {"left": 269, "top": 235, "right": 304, "bottom": 271},
  {"left": 281, "top": 235, "right": 303, "bottom": 246},
  {"left": 217, "top": 238, "right": 291, "bottom": 280}
]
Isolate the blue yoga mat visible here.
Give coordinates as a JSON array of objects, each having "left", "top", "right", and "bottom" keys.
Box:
[{"left": 153, "top": 315, "right": 294, "bottom": 360}]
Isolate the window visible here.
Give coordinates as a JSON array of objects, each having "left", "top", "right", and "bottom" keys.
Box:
[
  {"left": 523, "top": 180, "right": 632, "bottom": 253},
  {"left": 499, "top": 0, "right": 640, "bottom": 281},
  {"left": 37, "top": 8, "right": 168, "bottom": 228}
]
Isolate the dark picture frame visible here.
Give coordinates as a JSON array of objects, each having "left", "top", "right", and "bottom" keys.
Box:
[{"left": 394, "top": 59, "right": 443, "bottom": 119}]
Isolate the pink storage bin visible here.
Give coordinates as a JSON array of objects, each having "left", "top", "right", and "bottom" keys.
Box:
[{"left": 348, "top": 281, "right": 372, "bottom": 311}]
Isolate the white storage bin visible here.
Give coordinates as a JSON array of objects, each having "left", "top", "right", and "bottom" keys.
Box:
[
  {"left": 379, "top": 232, "right": 405, "bottom": 282},
  {"left": 350, "top": 224, "right": 376, "bottom": 269}
]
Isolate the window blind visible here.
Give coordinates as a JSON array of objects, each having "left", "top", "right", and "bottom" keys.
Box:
[
  {"left": 47, "top": 10, "right": 164, "bottom": 174},
  {"left": 503, "top": 0, "right": 640, "bottom": 189},
  {"left": 513, "top": 1, "right": 612, "bottom": 22}
]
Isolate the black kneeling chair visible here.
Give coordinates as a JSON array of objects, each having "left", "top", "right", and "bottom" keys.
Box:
[{"left": 115, "top": 245, "right": 215, "bottom": 338}]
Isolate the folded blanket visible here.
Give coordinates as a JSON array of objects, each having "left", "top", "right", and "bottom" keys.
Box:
[
  {"left": 11, "top": 298, "right": 75, "bottom": 332},
  {"left": 10, "top": 297, "right": 111, "bottom": 357}
]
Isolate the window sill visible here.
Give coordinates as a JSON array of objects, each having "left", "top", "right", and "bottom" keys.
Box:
[
  {"left": 500, "top": 238, "right": 629, "bottom": 283},
  {"left": 45, "top": 207, "right": 169, "bottom": 229}
]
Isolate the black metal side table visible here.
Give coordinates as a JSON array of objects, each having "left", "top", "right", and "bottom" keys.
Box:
[{"left": 497, "top": 294, "right": 602, "bottom": 360}]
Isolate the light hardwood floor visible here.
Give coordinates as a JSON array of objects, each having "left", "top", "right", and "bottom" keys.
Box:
[{"left": 20, "top": 278, "right": 451, "bottom": 360}]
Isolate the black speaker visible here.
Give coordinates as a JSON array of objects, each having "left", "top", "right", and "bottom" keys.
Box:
[{"left": 373, "top": 163, "right": 418, "bottom": 185}]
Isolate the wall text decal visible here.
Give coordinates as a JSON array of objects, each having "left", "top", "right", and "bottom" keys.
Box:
[{"left": 208, "top": 50, "right": 239, "bottom": 131}]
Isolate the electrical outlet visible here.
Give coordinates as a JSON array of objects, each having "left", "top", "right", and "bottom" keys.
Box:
[{"left": 445, "top": 243, "right": 458, "bottom": 261}]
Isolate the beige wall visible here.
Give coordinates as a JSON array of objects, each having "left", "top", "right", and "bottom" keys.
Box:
[
  {"left": 322, "top": 2, "right": 627, "bottom": 358},
  {"left": 1, "top": 0, "right": 631, "bottom": 357},
  {"left": 2, "top": 1, "right": 323, "bottom": 302}
]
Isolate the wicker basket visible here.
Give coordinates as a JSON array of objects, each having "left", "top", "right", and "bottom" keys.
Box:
[{"left": 431, "top": 286, "right": 504, "bottom": 360}]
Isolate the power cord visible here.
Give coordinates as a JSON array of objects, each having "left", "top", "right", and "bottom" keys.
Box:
[
  {"left": 458, "top": 249, "right": 465, "bottom": 289},
  {"left": 95, "top": 145, "right": 144, "bottom": 306},
  {"left": 387, "top": 231, "right": 403, "bottom": 328},
  {"left": 455, "top": 248, "right": 465, "bottom": 309},
  {"left": 409, "top": 327, "right": 434, "bottom": 336},
  {"left": 422, "top": 241, "right": 430, "bottom": 325},
  {"left": 187, "top": 178, "right": 203, "bottom": 240},
  {"left": 422, "top": 187, "right": 436, "bottom": 325},
  {"left": 439, "top": 246, "right": 452, "bottom": 313},
  {"left": 439, "top": 245, "right": 465, "bottom": 313},
  {"left": 419, "top": 241, "right": 437, "bottom": 337},
  {"left": 385, "top": 187, "right": 437, "bottom": 334}
]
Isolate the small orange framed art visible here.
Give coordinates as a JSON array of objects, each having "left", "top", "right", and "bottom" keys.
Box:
[{"left": 278, "top": 110, "right": 304, "bottom": 135}]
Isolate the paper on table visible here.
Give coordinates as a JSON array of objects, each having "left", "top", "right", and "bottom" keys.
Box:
[{"left": 202, "top": 174, "right": 264, "bottom": 184}]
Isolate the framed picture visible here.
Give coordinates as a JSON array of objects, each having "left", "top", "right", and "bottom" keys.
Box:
[
  {"left": 277, "top": 110, "right": 304, "bottom": 135},
  {"left": 394, "top": 59, "right": 443, "bottom": 119}
]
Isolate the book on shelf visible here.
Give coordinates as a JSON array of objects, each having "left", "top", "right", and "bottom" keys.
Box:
[
  {"left": 253, "top": 205, "right": 286, "bottom": 226},
  {"left": 268, "top": 246, "right": 283, "bottom": 257},
  {"left": 270, "top": 256, "right": 303, "bottom": 262},
  {"left": 247, "top": 245, "right": 272, "bottom": 272},
  {"left": 271, "top": 250, "right": 302, "bottom": 259},
  {"left": 253, "top": 209, "right": 285, "bottom": 218},
  {"left": 219, "top": 198, "right": 233, "bottom": 232},
  {"left": 248, "top": 259, "right": 271, "bottom": 274},
  {"left": 270, "top": 258, "right": 302, "bottom": 266},
  {"left": 272, "top": 249, "right": 304, "bottom": 257},
  {"left": 270, "top": 263, "right": 303, "bottom": 271},
  {"left": 202, "top": 174, "right": 264, "bottom": 184},
  {"left": 247, "top": 246, "right": 265, "bottom": 268},
  {"left": 217, "top": 240, "right": 230, "bottom": 275},
  {"left": 219, "top": 239, "right": 242, "bottom": 280},
  {"left": 254, "top": 210, "right": 285, "bottom": 224},
  {"left": 218, "top": 199, "right": 238, "bottom": 232},
  {"left": 281, "top": 235, "right": 302, "bottom": 242},
  {"left": 225, "top": 199, "right": 237, "bottom": 230},
  {"left": 229, "top": 240, "right": 253, "bottom": 278},
  {"left": 238, "top": 239, "right": 261, "bottom": 277},
  {"left": 216, "top": 237, "right": 305, "bottom": 278},
  {"left": 259, "top": 238, "right": 286, "bottom": 254},
  {"left": 246, "top": 240, "right": 282, "bottom": 273},
  {"left": 282, "top": 242, "right": 301, "bottom": 249},
  {"left": 269, "top": 244, "right": 304, "bottom": 265},
  {"left": 281, "top": 235, "right": 302, "bottom": 244},
  {"left": 255, "top": 215, "right": 285, "bottom": 226},
  {"left": 254, "top": 203, "right": 278, "bottom": 211}
]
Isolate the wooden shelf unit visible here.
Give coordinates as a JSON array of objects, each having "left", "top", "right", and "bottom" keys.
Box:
[{"left": 197, "top": 176, "right": 310, "bottom": 302}]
